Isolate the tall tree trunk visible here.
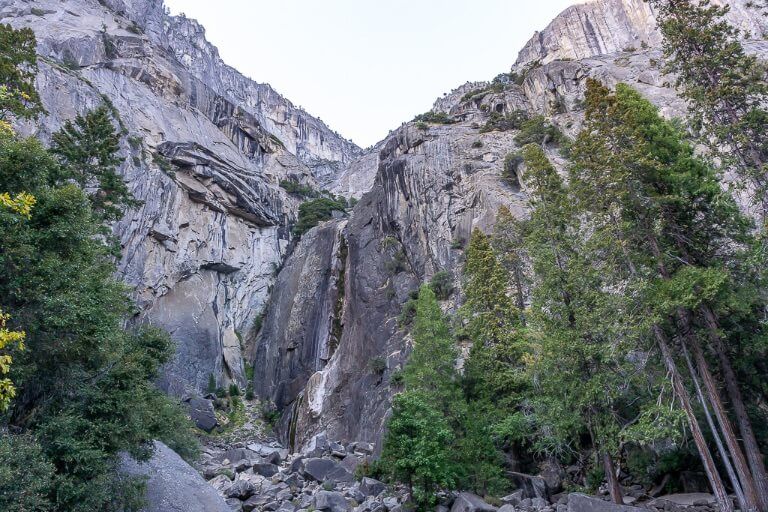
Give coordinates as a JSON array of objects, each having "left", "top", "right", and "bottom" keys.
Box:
[
  {"left": 677, "top": 308, "right": 760, "bottom": 512},
  {"left": 602, "top": 452, "right": 624, "bottom": 505},
  {"left": 653, "top": 324, "right": 733, "bottom": 512},
  {"left": 680, "top": 334, "right": 749, "bottom": 510},
  {"left": 702, "top": 304, "right": 768, "bottom": 511}
]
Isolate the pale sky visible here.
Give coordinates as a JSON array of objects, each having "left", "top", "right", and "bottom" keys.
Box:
[{"left": 164, "top": 0, "right": 577, "bottom": 148}]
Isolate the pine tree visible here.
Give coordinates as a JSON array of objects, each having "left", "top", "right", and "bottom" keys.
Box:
[
  {"left": 519, "top": 143, "right": 636, "bottom": 503},
  {"left": 52, "top": 105, "right": 136, "bottom": 221},
  {"left": 379, "top": 391, "right": 456, "bottom": 509},
  {"left": 491, "top": 206, "right": 528, "bottom": 321},
  {"left": 568, "top": 78, "right": 768, "bottom": 512},
  {"left": 0, "top": 23, "right": 42, "bottom": 120},
  {"left": 650, "top": 0, "right": 768, "bottom": 222}
]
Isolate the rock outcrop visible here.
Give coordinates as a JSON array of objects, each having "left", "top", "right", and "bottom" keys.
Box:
[
  {"left": 120, "top": 441, "right": 231, "bottom": 512},
  {"left": 515, "top": 0, "right": 767, "bottom": 67},
  {"left": 1, "top": 0, "right": 360, "bottom": 396},
  {"left": 249, "top": 0, "right": 768, "bottom": 451}
]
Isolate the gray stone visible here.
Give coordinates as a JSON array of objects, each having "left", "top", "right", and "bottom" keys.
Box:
[
  {"left": 119, "top": 441, "right": 230, "bottom": 512},
  {"left": 303, "top": 457, "right": 354, "bottom": 482},
  {"left": 498, "top": 506, "right": 515, "bottom": 512},
  {"left": 359, "top": 477, "right": 386, "bottom": 497},
  {"left": 510, "top": 472, "right": 549, "bottom": 500},
  {"left": 567, "top": 494, "right": 645, "bottom": 512},
  {"left": 226, "top": 498, "right": 244, "bottom": 511},
  {"left": 243, "top": 495, "right": 270, "bottom": 512},
  {"left": 233, "top": 459, "right": 253, "bottom": 472},
  {"left": 253, "top": 462, "right": 280, "bottom": 477},
  {"left": 225, "top": 479, "right": 257, "bottom": 500},
  {"left": 187, "top": 397, "right": 218, "bottom": 432},
  {"left": 314, "top": 490, "right": 351, "bottom": 512},
  {"left": 450, "top": 493, "right": 497, "bottom": 512}
]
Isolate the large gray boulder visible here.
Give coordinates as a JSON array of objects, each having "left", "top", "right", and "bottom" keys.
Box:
[
  {"left": 120, "top": 441, "right": 230, "bottom": 512},
  {"left": 359, "top": 477, "right": 386, "bottom": 497},
  {"left": 450, "top": 493, "right": 498, "bottom": 512},
  {"left": 567, "top": 493, "right": 645, "bottom": 512},
  {"left": 509, "top": 472, "right": 550, "bottom": 500},
  {"left": 302, "top": 457, "right": 354, "bottom": 482},
  {"left": 313, "top": 490, "right": 351, "bottom": 512},
  {"left": 187, "top": 397, "right": 218, "bottom": 432}
]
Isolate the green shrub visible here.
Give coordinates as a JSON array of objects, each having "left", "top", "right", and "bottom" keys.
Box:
[
  {"left": 513, "top": 116, "right": 566, "bottom": 147},
  {"left": 280, "top": 179, "right": 317, "bottom": 198},
  {"left": 413, "top": 111, "right": 455, "bottom": 125},
  {"left": 369, "top": 356, "right": 387, "bottom": 375},
  {"left": 471, "top": 140, "right": 483, "bottom": 148},
  {"left": 0, "top": 434, "right": 54, "bottom": 512},
  {"left": 480, "top": 110, "right": 529, "bottom": 133},
  {"left": 429, "top": 271, "right": 454, "bottom": 300},
  {"left": 229, "top": 383, "right": 240, "bottom": 397},
  {"left": 245, "top": 383, "right": 255, "bottom": 401},
  {"left": 216, "top": 387, "right": 228, "bottom": 398},
  {"left": 293, "top": 197, "right": 348, "bottom": 237},
  {"left": 207, "top": 373, "right": 217, "bottom": 395}
]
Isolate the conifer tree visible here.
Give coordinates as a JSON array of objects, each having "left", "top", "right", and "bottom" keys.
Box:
[
  {"left": 568, "top": 78, "right": 768, "bottom": 512},
  {"left": 520, "top": 143, "right": 634, "bottom": 503},
  {"left": 0, "top": 23, "right": 42, "bottom": 120},
  {"left": 491, "top": 206, "right": 528, "bottom": 320},
  {"left": 52, "top": 105, "right": 136, "bottom": 221},
  {"left": 650, "top": 0, "right": 768, "bottom": 221}
]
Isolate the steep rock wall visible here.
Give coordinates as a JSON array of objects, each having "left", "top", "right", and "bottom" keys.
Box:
[{"left": 2, "top": 0, "right": 359, "bottom": 396}]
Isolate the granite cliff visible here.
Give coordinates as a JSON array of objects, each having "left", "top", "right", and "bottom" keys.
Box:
[{"left": 4, "top": 0, "right": 767, "bottom": 456}]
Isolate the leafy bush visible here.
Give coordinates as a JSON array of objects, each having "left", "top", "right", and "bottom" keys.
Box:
[
  {"left": 513, "top": 116, "right": 566, "bottom": 147},
  {"left": 480, "top": 110, "right": 530, "bottom": 133},
  {"left": 229, "top": 383, "right": 240, "bottom": 397},
  {"left": 369, "top": 356, "right": 387, "bottom": 375},
  {"left": 280, "top": 179, "right": 317, "bottom": 198},
  {"left": 0, "top": 434, "right": 54, "bottom": 512},
  {"left": 207, "top": 373, "right": 217, "bottom": 395},
  {"left": 471, "top": 140, "right": 483, "bottom": 148},
  {"left": 293, "top": 197, "right": 348, "bottom": 236},
  {"left": 429, "top": 271, "right": 454, "bottom": 300},
  {"left": 413, "top": 111, "right": 455, "bottom": 125}
]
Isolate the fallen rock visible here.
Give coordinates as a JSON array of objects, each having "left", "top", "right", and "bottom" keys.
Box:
[
  {"left": 120, "top": 441, "right": 230, "bottom": 512},
  {"left": 450, "top": 492, "right": 498, "bottom": 512},
  {"left": 187, "top": 397, "right": 219, "bottom": 432},
  {"left": 313, "top": 490, "right": 351, "bottom": 512},
  {"left": 253, "top": 462, "right": 280, "bottom": 477},
  {"left": 359, "top": 477, "right": 386, "bottom": 497},
  {"left": 567, "top": 493, "right": 645, "bottom": 512},
  {"left": 225, "top": 479, "right": 257, "bottom": 500},
  {"left": 509, "top": 472, "right": 550, "bottom": 500},
  {"left": 648, "top": 493, "right": 717, "bottom": 508},
  {"left": 303, "top": 457, "right": 353, "bottom": 482}
]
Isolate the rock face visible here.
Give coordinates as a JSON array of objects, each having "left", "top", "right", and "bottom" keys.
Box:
[
  {"left": 249, "top": 0, "right": 768, "bottom": 451},
  {"left": 1, "top": 0, "right": 359, "bottom": 396},
  {"left": 8, "top": 0, "right": 768, "bottom": 456},
  {"left": 120, "top": 441, "right": 230, "bottom": 512},
  {"left": 515, "top": 0, "right": 768, "bottom": 66}
]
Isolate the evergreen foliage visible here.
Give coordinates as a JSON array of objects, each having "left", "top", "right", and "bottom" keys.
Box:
[
  {"left": 0, "top": 23, "right": 42, "bottom": 119},
  {"left": 293, "top": 197, "right": 348, "bottom": 236},
  {"left": 51, "top": 105, "right": 137, "bottom": 221}
]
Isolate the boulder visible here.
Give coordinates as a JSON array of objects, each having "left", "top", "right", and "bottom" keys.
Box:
[
  {"left": 359, "top": 477, "right": 386, "bottom": 497},
  {"left": 567, "top": 493, "right": 645, "bottom": 512},
  {"left": 226, "top": 498, "right": 244, "bottom": 511},
  {"left": 303, "top": 457, "right": 353, "bottom": 482},
  {"left": 509, "top": 472, "right": 549, "bottom": 500},
  {"left": 450, "top": 493, "right": 498, "bottom": 512},
  {"left": 225, "top": 479, "right": 257, "bottom": 500},
  {"left": 313, "top": 490, "right": 351, "bottom": 512},
  {"left": 243, "top": 495, "right": 270, "bottom": 512},
  {"left": 253, "top": 462, "right": 280, "bottom": 477},
  {"left": 120, "top": 441, "right": 230, "bottom": 512},
  {"left": 187, "top": 397, "right": 218, "bottom": 432}
]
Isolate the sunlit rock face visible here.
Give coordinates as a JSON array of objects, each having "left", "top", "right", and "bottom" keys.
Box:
[
  {"left": 515, "top": 0, "right": 767, "bottom": 67},
  {"left": 1, "top": 0, "right": 359, "bottom": 396}
]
